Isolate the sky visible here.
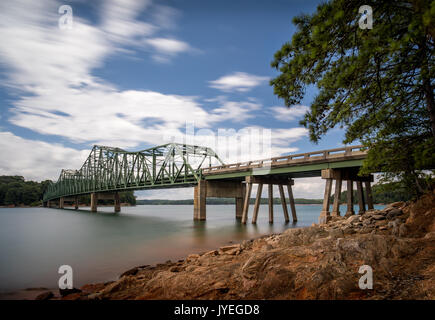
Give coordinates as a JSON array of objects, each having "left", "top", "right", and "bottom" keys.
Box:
[{"left": 0, "top": 0, "right": 350, "bottom": 199}]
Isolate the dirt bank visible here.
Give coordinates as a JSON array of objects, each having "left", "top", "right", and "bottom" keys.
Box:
[{"left": 44, "top": 191, "right": 435, "bottom": 300}]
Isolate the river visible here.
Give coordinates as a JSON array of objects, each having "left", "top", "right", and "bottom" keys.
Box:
[{"left": 0, "top": 204, "right": 384, "bottom": 297}]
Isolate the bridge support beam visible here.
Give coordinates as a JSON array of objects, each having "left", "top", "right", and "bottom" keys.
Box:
[
  {"left": 252, "top": 183, "right": 263, "bottom": 224},
  {"left": 365, "top": 181, "right": 374, "bottom": 210},
  {"left": 331, "top": 173, "right": 342, "bottom": 217},
  {"left": 268, "top": 184, "right": 274, "bottom": 223},
  {"left": 321, "top": 169, "right": 374, "bottom": 223},
  {"left": 287, "top": 180, "right": 297, "bottom": 222},
  {"left": 91, "top": 193, "right": 98, "bottom": 212},
  {"left": 114, "top": 192, "right": 121, "bottom": 213},
  {"left": 194, "top": 180, "right": 207, "bottom": 220},
  {"left": 319, "top": 178, "right": 333, "bottom": 224},
  {"left": 356, "top": 181, "right": 366, "bottom": 214},
  {"left": 241, "top": 181, "right": 252, "bottom": 224},
  {"left": 345, "top": 181, "right": 355, "bottom": 216},
  {"left": 235, "top": 197, "right": 244, "bottom": 220},
  {"left": 59, "top": 197, "right": 65, "bottom": 209},
  {"left": 278, "top": 185, "right": 290, "bottom": 223},
  {"left": 242, "top": 176, "right": 296, "bottom": 224}
]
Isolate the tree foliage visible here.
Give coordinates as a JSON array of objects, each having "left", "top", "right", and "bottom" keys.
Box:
[
  {"left": 271, "top": 0, "right": 435, "bottom": 196},
  {"left": 0, "top": 176, "right": 136, "bottom": 207}
]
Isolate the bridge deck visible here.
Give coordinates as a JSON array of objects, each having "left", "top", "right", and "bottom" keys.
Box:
[{"left": 203, "top": 145, "right": 367, "bottom": 180}]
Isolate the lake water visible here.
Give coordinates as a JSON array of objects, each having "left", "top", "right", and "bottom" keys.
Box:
[{"left": 0, "top": 204, "right": 384, "bottom": 295}]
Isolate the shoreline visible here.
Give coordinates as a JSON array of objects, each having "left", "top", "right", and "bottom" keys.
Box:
[{"left": 36, "top": 192, "right": 434, "bottom": 300}]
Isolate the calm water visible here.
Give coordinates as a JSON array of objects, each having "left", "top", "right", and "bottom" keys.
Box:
[{"left": 0, "top": 204, "right": 384, "bottom": 293}]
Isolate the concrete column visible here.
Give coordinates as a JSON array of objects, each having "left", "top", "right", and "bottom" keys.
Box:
[
  {"left": 331, "top": 177, "right": 342, "bottom": 217},
  {"left": 319, "top": 178, "right": 333, "bottom": 224},
  {"left": 91, "top": 193, "right": 98, "bottom": 212},
  {"left": 345, "top": 180, "right": 355, "bottom": 216},
  {"left": 59, "top": 197, "right": 65, "bottom": 209},
  {"left": 278, "top": 184, "right": 290, "bottom": 223},
  {"left": 114, "top": 192, "right": 121, "bottom": 213},
  {"left": 74, "top": 197, "right": 79, "bottom": 210},
  {"left": 241, "top": 182, "right": 252, "bottom": 224},
  {"left": 252, "top": 183, "right": 263, "bottom": 224},
  {"left": 235, "top": 183, "right": 245, "bottom": 220},
  {"left": 268, "top": 184, "right": 274, "bottom": 223},
  {"left": 287, "top": 181, "right": 297, "bottom": 222},
  {"left": 365, "top": 181, "right": 374, "bottom": 210},
  {"left": 47, "top": 200, "right": 51, "bottom": 208},
  {"left": 356, "top": 181, "right": 366, "bottom": 214},
  {"left": 193, "top": 180, "right": 207, "bottom": 220},
  {"left": 235, "top": 197, "right": 244, "bottom": 219}
]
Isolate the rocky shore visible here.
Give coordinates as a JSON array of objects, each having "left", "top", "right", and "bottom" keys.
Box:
[{"left": 40, "top": 191, "right": 435, "bottom": 300}]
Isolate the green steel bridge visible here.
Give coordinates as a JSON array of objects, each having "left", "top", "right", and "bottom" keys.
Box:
[
  {"left": 44, "top": 143, "right": 372, "bottom": 224},
  {"left": 43, "top": 143, "right": 224, "bottom": 201}
]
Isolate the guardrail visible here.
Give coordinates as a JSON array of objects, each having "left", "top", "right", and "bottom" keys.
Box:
[{"left": 202, "top": 145, "right": 367, "bottom": 175}]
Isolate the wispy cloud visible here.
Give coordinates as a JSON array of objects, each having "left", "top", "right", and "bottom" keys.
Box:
[
  {"left": 209, "top": 72, "right": 269, "bottom": 92},
  {"left": 145, "top": 37, "right": 192, "bottom": 62},
  {"left": 0, "top": 131, "right": 89, "bottom": 181},
  {"left": 0, "top": 0, "right": 310, "bottom": 184},
  {"left": 269, "top": 105, "right": 309, "bottom": 122}
]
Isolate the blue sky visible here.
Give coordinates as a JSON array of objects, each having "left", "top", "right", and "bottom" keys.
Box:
[{"left": 0, "top": 0, "right": 348, "bottom": 198}]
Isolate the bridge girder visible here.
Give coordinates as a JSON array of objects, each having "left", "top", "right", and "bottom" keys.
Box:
[{"left": 43, "top": 143, "right": 224, "bottom": 201}]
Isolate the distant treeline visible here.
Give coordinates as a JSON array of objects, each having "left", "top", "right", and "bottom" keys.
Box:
[
  {"left": 0, "top": 176, "right": 136, "bottom": 207},
  {"left": 331, "top": 181, "right": 413, "bottom": 204},
  {"left": 0, "top": 176, "right": 51, "bottom": 206},
  {"left": 137, "top": 198, "right": 323, "bottom": 205},
  {"left": 137, "top": 182, "right": 413, "bottom": 205},
  {"left": 0, "top": 175, "right": 412, "bottom": 207}
]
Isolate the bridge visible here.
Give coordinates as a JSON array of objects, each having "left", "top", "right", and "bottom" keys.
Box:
[{"left": 43, "top": 143, "right": 373, "bottom": 224}]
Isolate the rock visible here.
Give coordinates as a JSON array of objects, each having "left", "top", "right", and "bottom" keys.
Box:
[
  {"left": 346, "top": 215, "right": 359, "bottom": 224},
  {"left": 120, "top": 266, "right": 140, "bottom": 278},
  {"left": 241, "top": 252, "right": 274, "bottom": 280},
  {"left": 329, "top": 228, "right": 344, "bottom": 238},
  {"left": 169, "top": 266, "right": 184, "bottom": 272},
  {"left": 59, "top": 287, "right": 81, "bottom": 297},
  {"left": 372, "top": 214, "right": 386, "bottom": 220},
  {"left": 219, "top": 244, "right": 240, "bottom": 252},
  {"left": 203, "top": 250, "right": 219, "bottom": 257},
  {"left": 35, "top": 291, "right": 54, "bottom": 300},
  {"left": 387, "top": 209, "right": 403, "bottom": 220},
  {"left": 186, "top": 254, "right": 200, "bottom": 262},
  {"left": 399, "top": 224, "right": 408, "bottom": 237},
  {"left": 389, "top": 201, "right": 405, "bottom": 208}
]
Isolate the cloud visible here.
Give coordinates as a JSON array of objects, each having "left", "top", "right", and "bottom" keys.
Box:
[
  {"left": 0, "top": 131, "right": 88, "bottom": 181},
  {"left": 269, "top": 105, "right": 310, "bottom": 122},
  {"left": 209, "top": 72, "right": 269, "bottom": 92},
  {"left": 145, "top": 37, "right": 192, "bottom": 62},
  {"left": 0, "top": 0, "right": 311, "bottom": 189}
]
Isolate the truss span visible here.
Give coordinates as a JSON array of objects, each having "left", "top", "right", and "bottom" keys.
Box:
[{"left": 43, "top": 143, "right": 224, "bottom": 201}]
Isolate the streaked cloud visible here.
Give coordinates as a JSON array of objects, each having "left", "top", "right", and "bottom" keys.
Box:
[
  {"left": 145, "top": 37, "right": 192, "bottom": 62},
  {"left": 269, "top": 105, "right": 309, "bottom": 122},
  {"left": 209, "top": 72, "right": 269, "bottom": 92},
  {"left": 0, "top": 131, "right": 89, "bottom": 181}
]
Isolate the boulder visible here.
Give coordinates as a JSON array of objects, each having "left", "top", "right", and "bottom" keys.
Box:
[{"left": 35, "top": 291, "right": 54, "bottom": 300}]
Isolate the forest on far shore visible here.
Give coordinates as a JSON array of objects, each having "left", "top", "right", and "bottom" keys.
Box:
[{"left": 0, "top": 176, "right": 135, "bottom": 207}]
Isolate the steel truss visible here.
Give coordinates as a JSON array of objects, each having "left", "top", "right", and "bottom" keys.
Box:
[{"left": 43, "top": 143, "right": 223, "bottom": 201}]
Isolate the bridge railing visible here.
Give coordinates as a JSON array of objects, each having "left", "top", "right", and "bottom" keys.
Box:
[{"left": 201, "top": 145, "right": 367, "bottom": 174}]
